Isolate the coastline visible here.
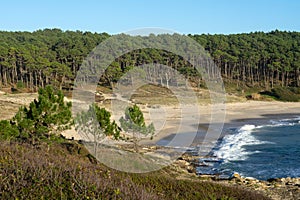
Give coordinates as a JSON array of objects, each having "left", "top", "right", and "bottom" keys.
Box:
[
  {"left": 142, "top": 100, "right": 300, "bottom": 144},
  {"left": 1, "top": 92, "right": 300, "bottom": 199},
  {"left": 174, "top": 151, "right": 300, "bottom": 200},
  {"left": 141, "top": 100, "right": 300, "bottom": 199}
]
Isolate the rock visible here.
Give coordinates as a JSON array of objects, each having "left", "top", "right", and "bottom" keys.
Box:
[
  {"left": 214, "top": 174, "right": 232, "bottom": 180},
  {"left": 294, "top": 178, "right": 300, "bottom": 186},
  {"left": 232, "top": 173, "right": 241, "bottom": 180},
  {"left": 274, "top": 183, "right": 283, "bottom": 187},
  {"left": 245, "top": 177, "right": 256, "bottom": 180},
  {"left": 284, "top": 178, "right": 300, "bottom": 186},
  {"left": 150, "top": 146, "right": 157, "bottom": 150},
  {"left": 198, "top": 175, "right": 214, "bottom": 180},
  {"left": 245, "top": 177, "right": 258, "bottom": 183},
  {"left": 175, "top": 160, "right": 189, "bottom": 168},
  {"left": 267, "top": 178, "right": 281, "bottom": 182},
  {"left": 186, "top": 166, "right": 196, "bottom": 173}
]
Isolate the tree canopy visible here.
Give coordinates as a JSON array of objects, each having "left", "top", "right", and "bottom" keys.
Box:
[
  {"left": 0, "top": 29, "right": 299, "bottom": 91},
  {"left": 75, "top": 103, "right": 120, "bottom": 141},
  {"left": 120, "top": 104, "right": 155, "bottom": 152}
]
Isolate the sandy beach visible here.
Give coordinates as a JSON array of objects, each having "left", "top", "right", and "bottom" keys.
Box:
[
  {"left": 62, "top": 100, "right": 300, "bottom": 147},
  {"left": 139, "top": 101, "right": 300, "bottom": 145},
  {"left": 0, "top": 92, "right": 299, "bottom": 143}
]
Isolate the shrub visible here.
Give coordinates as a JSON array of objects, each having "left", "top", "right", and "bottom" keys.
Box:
[
  {"left": 0, "top": 85, "right": 73, "bottom": 143},
  {"left": 0, "top": 120, "right": 19, "bottom": 140},
  {"left": 0, "top": 142, "right": 270, "bottom": 200},
  {"left": 260, "top": 87, "right": 300, "bottom": 102},
  {"left": 271, "top": 87, "right": 299, "bottom": 102},
  {"left": 289, "top": 87, "right": 300, "bottom": 94},
  {"left": 0, "top": 142, "right": 159, "bottom": 200}
]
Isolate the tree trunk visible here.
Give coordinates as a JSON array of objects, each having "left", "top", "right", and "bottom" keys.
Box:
[{"left": 296, "top": 68, "right": 300, "bottom": 87}]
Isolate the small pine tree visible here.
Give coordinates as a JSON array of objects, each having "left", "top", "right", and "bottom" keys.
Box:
[
  {"left": 8, "top": 85, "right": 72, "bottom": 143},
  {"left": 93, "top": 104, "right": 120, "bottom": 139},
  {"left": 75, "top": 103, "right": 120, "bottom": 156},
  {"left": 119, "top": 104, "right": 155, "bottom": 152}
]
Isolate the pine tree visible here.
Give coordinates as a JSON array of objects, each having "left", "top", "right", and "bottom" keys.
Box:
[
  {"left": 75, "top": 103, "right": 120, "bottom": 156},
  {"left": 9, "top": 85, "right": 72, "bottom": 143},
  {"left": 0, "top": 120, "right": 19, "bottom": 140},
  {"left": 120, "top": 104, "right": 155, "bottom": 152}
]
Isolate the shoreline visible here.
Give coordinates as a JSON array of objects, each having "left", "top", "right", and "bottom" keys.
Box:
[
  {"left": 174, "top": 152, "right": 300, "bottom": 200},
  {"left": 142, "top": 100, "right": 300, "bottom": 145}
]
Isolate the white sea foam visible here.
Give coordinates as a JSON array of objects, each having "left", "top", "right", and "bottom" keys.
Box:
[
  {"left": 268, "top": 117, "right": 300, "bottom": 127},
  {"left": 214, "top": 124, "right": 270, "bottom": 162},
  {"left": 214, "top": 117, "right": 300, "bottom": 162},
  {"left": 239, "top": 124, "right": 256, "bottom": 131}
]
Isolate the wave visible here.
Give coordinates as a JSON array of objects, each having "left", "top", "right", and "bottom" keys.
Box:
[
  {"left": 213, "top": 124, "right": 266, "bottom": 161},
  {"left": 267, "top": 116, "right": 300, "bottom": 127},
  {"left": 213, "top": 116, "right": 300, "bottom": 162}
]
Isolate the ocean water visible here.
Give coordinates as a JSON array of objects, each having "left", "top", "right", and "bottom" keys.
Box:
[{"left": 213, "top": 116, "right": 300, "bottom": 180}]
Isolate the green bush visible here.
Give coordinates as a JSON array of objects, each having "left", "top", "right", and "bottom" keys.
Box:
[
  {"left": 289, "top": 87, "right": 300, "bottom": 94},
  {"left": 260, "top": 87, "right": 300, "bottom": 102},
  {"left": 0, "top": 85, "right": 73, "bottom": 143},
  {"left": 271, "top": 87, "right": 299, "bottom": 102},
  {"left": 0, "top": 120, "right": 19, "bottom": 140}
]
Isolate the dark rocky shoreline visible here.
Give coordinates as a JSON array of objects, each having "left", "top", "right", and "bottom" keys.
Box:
[{"left": 174, "top": 152, "right": 300, "bottom": 200}]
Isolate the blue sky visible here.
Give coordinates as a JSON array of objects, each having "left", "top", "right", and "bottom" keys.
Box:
[{"left": 1, "top": 0, "right": 299, "bottom": 34}]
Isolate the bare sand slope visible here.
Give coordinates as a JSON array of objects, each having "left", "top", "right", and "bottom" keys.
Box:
[{"left": 0, "top": 93, "right": 38, "bottom": 120}]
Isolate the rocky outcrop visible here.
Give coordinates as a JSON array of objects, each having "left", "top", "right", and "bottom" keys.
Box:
[
  {"left": 175, "top": 153, "right": 300, "bottom": 200},
  {"left": 228, "top": 176, "right": 300, "bottom": 200}
]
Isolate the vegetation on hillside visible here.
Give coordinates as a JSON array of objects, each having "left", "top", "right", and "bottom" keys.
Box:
[
  {"left": 0, "top": 141, "right": 270, "bottom": 200},
  {"left": 0, "top": 29, "right": 299, "bottom": 99},
  {"left": 190, "top": 30, "right": 300, "bottom": 88}
]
